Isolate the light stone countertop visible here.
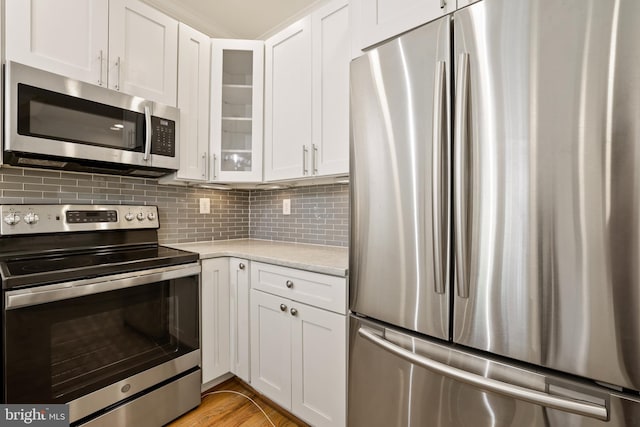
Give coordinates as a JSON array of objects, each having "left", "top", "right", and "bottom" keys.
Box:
[{"left": 164, "top": 239, "right": 348, "bottom": 277}]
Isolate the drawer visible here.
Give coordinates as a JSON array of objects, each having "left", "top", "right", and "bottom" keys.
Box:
[{"left": 250, "top": 262, "right": 347, "bottom": 314}]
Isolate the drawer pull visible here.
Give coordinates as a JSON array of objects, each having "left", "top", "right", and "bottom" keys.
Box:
[
  {"left": 286, "top": 280, "right": 294, "bottom": 289},
  {"left": 239, "top": 263, "right": 246, "bottom": 270},
  {"left": 290, "top": 308, "right": 298, "bottom": 316},
  {"left": 280, "top": 304, "right": 287, "bottom": 312}
]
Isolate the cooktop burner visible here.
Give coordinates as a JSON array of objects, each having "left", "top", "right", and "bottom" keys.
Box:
[{"left": 0, "top": 245, "right": 198, "bottom": 290}]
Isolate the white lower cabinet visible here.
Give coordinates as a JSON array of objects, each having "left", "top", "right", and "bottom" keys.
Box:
[
  {"left": 251, "top": 288, "right": 347, "bottom": 427},
  {"left": 229, "top": 258, "right": 251, "bottom": 382},
  {"left": 201, "top": 258, "right": 230, "bottom": 384}
]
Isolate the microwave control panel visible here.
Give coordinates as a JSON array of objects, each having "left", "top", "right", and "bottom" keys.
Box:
[{"left": 150, "top": 117, "right": 176, "bottom": 157}]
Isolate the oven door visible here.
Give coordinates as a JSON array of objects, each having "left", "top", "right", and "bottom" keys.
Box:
[
  {"left": 5, "top": 61, "right": 179, "bottom": 171},
  {"left": 2, "top": 263, "right": 200, "bottom": 423}
]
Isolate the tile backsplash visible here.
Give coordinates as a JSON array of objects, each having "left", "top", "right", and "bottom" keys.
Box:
[
  {"left": 0, "top": 166, "right": 349, "bottom": 246},
  {"left": 249, "top": 184, "right": 349, "bottom": 247},
  {"left": 0, "top": 166, "right": 249, "bottom": 244}
]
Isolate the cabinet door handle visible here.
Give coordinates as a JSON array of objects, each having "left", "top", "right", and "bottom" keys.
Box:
[
  {"left": 98, "top": 50, "right": 104, "bottom": 86},
  {"left": 440, "top": 0, "right": 447, "bottom": 8},
  {"left": 302, "top": 145, "right": 309, "bottom": 175},
  {"left": 312, "top": 144, "right": 319, "bottom": 175},
  {"left": 213, "top": 154, "right": 218, "bottom": 179},
  {"left": 280, "top": 304, "right": 287, "bottom": 312},
  {"left": 239, "top": 263, "right": 245, "bottom": 270},
  {"left": 285, "top": 280, "right": 294, "bottom": 289},
  {"left": 201, "top": 152, "right": 207, "bottom": 179},
  {"left": 115, "top": 56, "right": 121, "bottom": 91},
  {"left": 290, "top": 308, "right": 298, "bottom": 316}
]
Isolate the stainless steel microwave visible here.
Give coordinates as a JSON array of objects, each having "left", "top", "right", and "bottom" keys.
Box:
[{"left": 4, "top": 61, "right": 180, "bottom": 177}]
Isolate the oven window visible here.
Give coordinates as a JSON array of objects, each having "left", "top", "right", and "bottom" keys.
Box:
[
  {"left": 17, "top": 83, "right": 145, "bottom": 151},
  {"left": 4, "top": 276, "right": 198, "bottom": 404}
]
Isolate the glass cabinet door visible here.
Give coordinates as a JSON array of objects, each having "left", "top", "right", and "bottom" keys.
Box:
[{"left": 210, "top": 40, "right": 264, "bottom": 182}]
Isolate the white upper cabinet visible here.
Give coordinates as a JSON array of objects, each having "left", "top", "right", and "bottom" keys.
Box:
[
  {"left": 108, "top": 0, "right": 178, "bottom": 106},
  {"left": 264, "top": 17, "right": 313, "bottom": 181},
  {"left": 5, "top": 0, "right": 109, "bottom": 86},
  {"left": 312, "top": 0, "right": 350, "bottom": 177},
  {"left": 175, "top": 23, "right": 211, "bottom": 182},
  {"left": 353, "top": 0, "right": 455, "bottom": 51},
  {"left": 5, "top": 0, "right": 178, "bottom": 106},
  {"left": 264, "top": 0, "right": 351, "bottom": 182},
  {"left": 210, "top": 39, "right": 264, "bottom": 183}
]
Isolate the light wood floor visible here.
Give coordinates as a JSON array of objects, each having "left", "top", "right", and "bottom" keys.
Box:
[{"left": 168, "top": 377, "right": 310, "bottom": 427}]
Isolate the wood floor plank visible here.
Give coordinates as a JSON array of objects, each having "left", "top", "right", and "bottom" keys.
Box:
[{"left": 168, "top": 377, "right": 310, "bottom": 427}]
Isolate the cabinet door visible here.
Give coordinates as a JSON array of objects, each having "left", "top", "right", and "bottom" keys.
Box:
[
  {"left": 291, "top": 302, "right": 347, "bottom": 427},
  {"left": 201, "top": 258, "right": 230, "bottom": 384},
  {"left": 229, "top": 258, "right": 250, "bottom": 382},
  {"left": 108, "top": 0, "right": 178, "bottom": 106},
  {"left": 250, "top": 290, "right": 292, "bottom": 409},
  {"left": 210, "top": 39, "right": 264, "bottom": 183},
  {"left": 5, "top": 0, "right": 108, "bottom": 86},
  {"left": 356, "top": 0, "right": 455, "bottom": 50},
  {"left": 176, "top": 23, "right": 210, "bottom": 181},
  {"left": 264, "top": 17, "right": 312, "bottom": 181},
  {"left": 311, "top": 0, "right": 350, "bottom": 177}
]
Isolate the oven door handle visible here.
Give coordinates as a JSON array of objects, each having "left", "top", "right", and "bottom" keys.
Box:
[{"left": 5, "top": 263, "right": 201, "bottom": 310}]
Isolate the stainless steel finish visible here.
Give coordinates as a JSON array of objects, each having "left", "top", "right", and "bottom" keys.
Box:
[
  {"left": 285, "top": 279, "right": 294, "bottom": 288},
  {"left": 5, "top": 263, "right": 201, "bottom": 309},
  {"left": 98, "top": 50, "right": 104, "bottom": 86},
  {"left": 350, "top": 16, "right": 451, "bottom": 340},
  {"left": 280, "top": 303, "right": 287, "bottom": 312},
  {"left": 201, "top": 152, "right": 207, "bottom": 178},
  {"left": 5, "top": 61, "right": 179, "bottom": 171},
  {"left": 71, "top": 359, "right": 200, "bottom": 425},
  {"left": 453, "top": 52, "right": 470, "bottom": 299},
  {"left": 213, "top": 154, "right": 218, "bottom": 179},
  {"left": 239, "top": 263, "right": 246, "bottom": 270},
  {"left": 312, "top": 143, "right": 319, "bottom": 174},
  {"left": 358, "top": 326, "right": 608, "bottom": 421},
  {"left": 290, "top": 307, "right": 298, "bottom": 316},
  {"left": 440, "top": 0, "right": 446, "bottom": 8},
  {"left": 143, "top": 105, "right": 152, "bottom": 161},
  {"left": 452, "top": 0, "right": 640, "bottom": 390},
  {"left": 431, "top": 60, "right": 449, "bottom": 295},
  {"left": 302, "top": 145, "right": 309, "bottom": 175},
  {"left": 115, "top": 56, "right": 121, "bottom": 90},
  {"left": 136, "top": 212, "right": 145, "bottom": 221},
  {"left": 0, "top": 205, "right": 159, "bottom": 235},
  {"left": 349, "top": 316, "right": 640, "bottom": 427}
]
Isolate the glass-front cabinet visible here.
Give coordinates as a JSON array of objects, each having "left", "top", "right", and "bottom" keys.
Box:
[{"left": 210, "top": 39, "right": 264, "bottom": 182}]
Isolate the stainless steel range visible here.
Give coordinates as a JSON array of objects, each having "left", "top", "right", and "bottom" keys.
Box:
[{"left": 0, "top": 204, "right": 201, "bottom": 426}]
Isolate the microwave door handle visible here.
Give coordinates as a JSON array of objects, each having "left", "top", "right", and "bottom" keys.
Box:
[
  {"left": 358, "top": 327, "right": 608, "bottom": 421},
  {"left": 144, "top": 105, "right": 152, "bottom": 161}
]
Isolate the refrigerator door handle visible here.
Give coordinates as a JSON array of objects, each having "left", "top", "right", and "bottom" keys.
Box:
[
  {"left": 358, "top": 327, "right": 609, "bottom": 421},
  {"left": 454, "top": 52, "right": 470, "bottom": 298},
  {"left": 432, "top": 60, "right": 448, "bottom": 295}
]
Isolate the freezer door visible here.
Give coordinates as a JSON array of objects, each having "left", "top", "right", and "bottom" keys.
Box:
[
  {"left": 350, "top": 15, "right": 451, "bottom": 340},
  {"left": 452, "top": 0, "right": 640, "bottom": 391},
  {"left": 349, "top": 316, "right": 640, "bottom": 427}
]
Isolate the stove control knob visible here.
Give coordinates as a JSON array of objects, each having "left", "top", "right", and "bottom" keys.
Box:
[
  {"left": 136, "top": 212, "right": 145, "bottom": 221},
  {"left": 147, "top": 212, "right": 156, "bottom": 221},
  {"left": 3, "top": 213, "right": 21, "bottom": 225},
  {"left": 125, "top": 212, "right": 135, "bottom": 221},
  {"left": 23, "top": 212, "right": 39, "bottom": 225}
]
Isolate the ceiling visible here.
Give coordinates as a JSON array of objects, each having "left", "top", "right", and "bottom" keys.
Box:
[{"left": 143, "top": 0, "right": 324, "bottom": 39}]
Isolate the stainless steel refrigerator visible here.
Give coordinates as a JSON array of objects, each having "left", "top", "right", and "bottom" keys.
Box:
[{"left": 349, "top": 0, "right": 640, "bottom": 425}]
